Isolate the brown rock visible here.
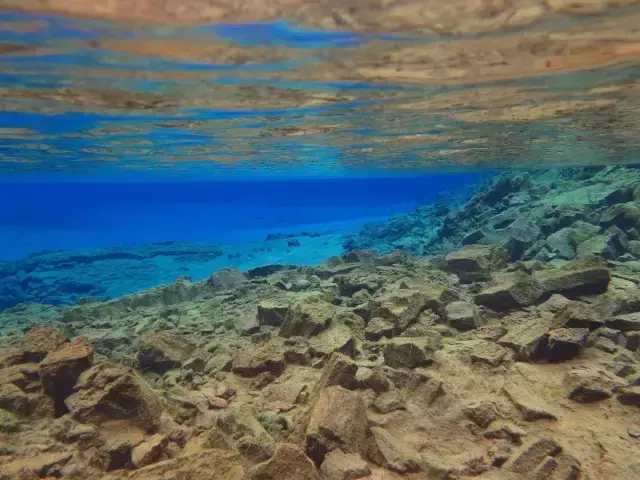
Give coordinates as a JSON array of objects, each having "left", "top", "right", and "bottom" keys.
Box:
[
  {"left": 0, "top": 363, "right": 54, "bottom": 418},
  {"left": 66, "top": 362, "right": 163, "bottom": 432},
  {"left": 365, "top": 317, "right": 395, "bottom": 341},
  {"left": 564, "top": 367, "right": 626, "bottom": 403},
  {"left": 461, "top": 400, "right": 498, "bottom": 428},
  {"left": 306, "top": 386, "right": 368, "bottom": 465},
  {"left": 216, "top": 407, "right": 276, "bottom": 462},
  {"left": 232, "top": 339, "right": 285, "bottom": 378},
  {"left": 309, "top": 324, "right": 356, "bottom": 359},
  {"left": 606, "top": 312, "right": 640, "bottom": 332},
  {"left": 22, "top": 326, "right": 69, "bottom": 362},
  {"left": 319, "top": 450, "right": 370, "bottom": 480},
  {"left": 446, "top": 301, "right": 482, "bottom": 331},
  {"left": 503, "top": 378, "right": 559, "bottom": 421},
  {"left": 103, "top": 449, "right": 244, "bottom": 480},
  {"left": 131, "top": 434, "right": 169, "bottom": 468},
  {"left": 498, "top": 319, "right": 549, "bottom": 361},
  {"left": 533, "top": 261, "right": 610, "bottom": 297},
  {"left": 138, "top": 331, "right": 196, "bottom": 374},
  {"left": 617, "top": 386, "right": 640, "bottom": 406},
  {"left": 383, "top": 337, "right": 435, "bottom": 369},
  {"left": 39, "top": 339, "right": 93, "bottom": 415},
  {"left": 246, "top": 443, "right": 319, "bottom": 480},
  {"left": 367, "top": 426, "right": 421, "bottom": 473}
]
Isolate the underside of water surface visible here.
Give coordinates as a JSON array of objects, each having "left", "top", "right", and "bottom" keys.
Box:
[{"left": 0, "top": 2, "right": 640, "bottom": 480}]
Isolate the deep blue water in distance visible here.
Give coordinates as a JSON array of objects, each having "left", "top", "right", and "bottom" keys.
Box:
[{"left": 0, "top": 174, "right": 485, "bottom": 259}]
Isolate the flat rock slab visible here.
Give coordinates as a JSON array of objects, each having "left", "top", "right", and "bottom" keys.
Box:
[
  {"left": 606, "top": 312, "right": 640, "bottom": 332},
  {"left": 503, "top": 378, "right": 559, "bottom": 421},
  {"left": 497, "top": 319, "right": 550, "bottom": 361}
]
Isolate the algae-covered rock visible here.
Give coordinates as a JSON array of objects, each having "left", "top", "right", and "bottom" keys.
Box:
[
  {"left": 280, "top": 297, "right": 333, "bottom": 338},
  {"left": 383, "top": 337, "right": 436, "bottom": 369}
]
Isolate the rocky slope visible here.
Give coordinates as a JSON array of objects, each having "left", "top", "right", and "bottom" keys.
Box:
[
  {"left": 1, "top": 229, "right": 640, "bottom": 478},
  {"left": 345, "top": 166, "right": 640, "bottom": 261}
]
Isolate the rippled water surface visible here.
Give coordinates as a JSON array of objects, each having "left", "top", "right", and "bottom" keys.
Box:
[{"left": 1, "top": 1, "right": 640, "bottom": 306}]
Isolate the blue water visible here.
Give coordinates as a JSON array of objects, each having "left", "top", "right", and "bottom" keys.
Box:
[{"left": 0, "top": 174, "right": 484, "bottom": 259}]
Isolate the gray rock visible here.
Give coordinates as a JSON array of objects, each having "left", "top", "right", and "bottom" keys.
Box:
[
  {"left": 576, "top": 234, "right": 617, "bottom": 259},
  {"left": 564, "top": 367, "right": 626, "bottom": 402},
  {"left": 469, "top": 341, "right": 514, "bottom": 367},
  {"left": 616, "top": 386, "right": 640, "bottom": 406},
  {"left": 208, "top": 267, "right": 247, "bottom": 291},
  {"left": 546, "top": 228, "right": 576, "bottom": 260},
  {"left": 372, "top": 389, "right": 405, "bottom": 414},
  {"left": 606, "top": 312, "right": 640, "bottom": 332}
]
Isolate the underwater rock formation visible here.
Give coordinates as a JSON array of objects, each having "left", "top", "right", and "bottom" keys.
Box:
[
  {"left": 0, "top": 165, "right": 639, "bottom": 479},
  {"left": 0, "top": 200, "right": 639, "bottom": 477}
]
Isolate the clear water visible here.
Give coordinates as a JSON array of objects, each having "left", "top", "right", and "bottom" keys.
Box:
[{"left": 1, "top": 6, "right": 640, "bottom": 313}]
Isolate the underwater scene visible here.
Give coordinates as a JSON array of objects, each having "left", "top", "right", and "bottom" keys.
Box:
[{"left": 1, "top": 1, "right": 640, "bottom": 479}]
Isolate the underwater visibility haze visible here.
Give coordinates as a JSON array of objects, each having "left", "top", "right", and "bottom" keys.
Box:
[{"left": 0, "top": 1, "right": 640, "bottom": 479}]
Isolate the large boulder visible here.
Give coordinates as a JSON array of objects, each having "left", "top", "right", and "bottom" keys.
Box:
[
  {"left": 39, "top": 339, "right": 94, "bottom": 415},
  {"left": 533, "top": 258, "right": 610, "bottom": 297},
  {"left": 138, "top": 332, "right": 196, "bottom": 374},
  {"left": 280, "top": 298, "right": 333, "bottom": 338},
  {"left": 600, "top": 202, "right": 640, "bottom": 230},
  {"left": 444, "top": 244, "right": 509, "bottom": 283},
  {"left": 0, "top": 363, "right": 54, "bottom": 418},
  {"left": 474, "top": 273, "right": 544, "bottom": 311},
  {"left": 306, "top": 386, "right": 368, "bottom": 465},
  {"left": 606, "top": 312, "right": 640, "bottom": 332},
  {"left": 65, "top": 362, "right": 163, "bottom": 432}
]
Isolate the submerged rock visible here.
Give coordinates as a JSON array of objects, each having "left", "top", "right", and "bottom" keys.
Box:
[
  {"left": 444, "top": 244, "right": 508, "bottom": 283},
  {"left": 66, "top": 362, "right": 163, "bottom": 432}
]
